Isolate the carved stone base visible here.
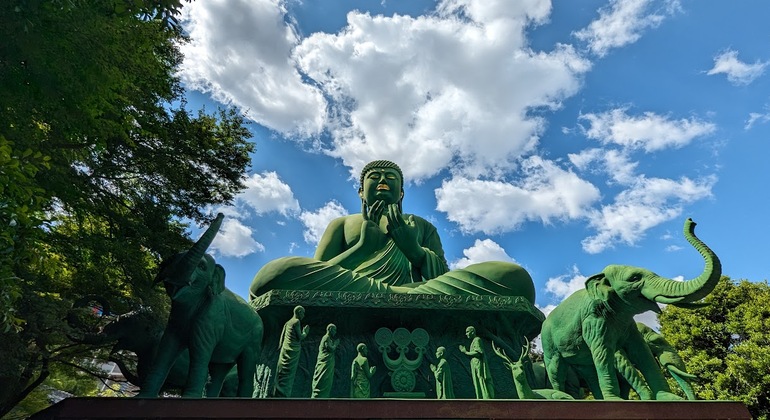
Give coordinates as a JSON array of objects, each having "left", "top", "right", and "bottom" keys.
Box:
[
  {"left": 32, "top": 397, "right": 752, "bottom": 420},
  {"left": 251, "top": 290, "right": 545, "bottom": 399}
]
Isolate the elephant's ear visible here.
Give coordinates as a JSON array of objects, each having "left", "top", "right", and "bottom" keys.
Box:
[
  {"left": 208, "top": 264, "right": 226, "bottom": 296},
  {"left": 586, "top": 273, "right": 615, "bottom": 316}
]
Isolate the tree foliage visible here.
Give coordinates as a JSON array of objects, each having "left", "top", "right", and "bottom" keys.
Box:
[
  {"left": 0, "top": 0, "right": 254, "bottom": 416},
  {"left": 659, "top": 276, "right": 770, "bottom": 419}
]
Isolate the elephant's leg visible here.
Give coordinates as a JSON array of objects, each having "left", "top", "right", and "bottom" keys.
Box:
[
  {"left": 184, "top": 331, "right": 217, "bottom": 398},
  {"left": 564, "top": 366, "right": 585, "bottom": 399},
  {"left": 183, "top": 349, "right": 213, "bottom": 398},
  {"left": 207, "top": 362, "right": 235, "bottom": 397},
  {"left": 544, "top": 352, "right": 566, "bottom": 392},
  {"left": 531, "top": 362, "right": 548, "bottom": 389},
  {"left": 583, "top": 319, "right": 622, "bottom": 400},
  {"left": 614, "top": 350, "right": 652, "bottom": 400},
  {"left": 573, "top": 364, "right": 605, "bottom": 400},
  {"left": 624, "top": 332, "right": 681, "bottom": 400},
  {"left": 236, "top": 347, "right": 258, "bottom": 397},
  {"left": 136, "top": 331, "right": 184, "bottom": 397}
]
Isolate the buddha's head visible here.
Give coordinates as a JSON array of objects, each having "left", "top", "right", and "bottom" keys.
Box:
[{"left": 358, "top": 160, "right": 404, "bottom": 211}]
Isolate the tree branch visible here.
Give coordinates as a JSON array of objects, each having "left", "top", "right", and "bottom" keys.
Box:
[{"left": 0, "top": 358, "right": 49, "bottom": 419}]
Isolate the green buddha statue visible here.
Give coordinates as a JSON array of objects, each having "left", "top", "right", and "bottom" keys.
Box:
[{"left": 249, "top": 160, "right": 536, "bottom": 300}]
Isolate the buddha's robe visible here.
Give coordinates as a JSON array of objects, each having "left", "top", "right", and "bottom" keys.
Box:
[{"left": 250, "top": 215, "right": 535, "bottom": 301}]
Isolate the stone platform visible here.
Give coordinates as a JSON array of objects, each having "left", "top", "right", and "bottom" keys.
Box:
[{"left": 31, "top": 398, "right": 752, "bottom": 420}]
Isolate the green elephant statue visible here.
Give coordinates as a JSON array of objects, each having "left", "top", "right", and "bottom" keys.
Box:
[
  {"left": 137, "top": 214, "right": 263, "bottom": 398},
  {"left": 615, "top": 323, "right": 698, "bottom": 400},
  {"left": 69, "top": 304, "right": 248, "bottom": 396},
  {"left": 541, "top": 218, "right": 720, "bottom": 400}
]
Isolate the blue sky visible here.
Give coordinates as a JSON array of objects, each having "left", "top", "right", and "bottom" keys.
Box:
[{"left": 177, "top": 0, "right": 770, "bottom": 324}]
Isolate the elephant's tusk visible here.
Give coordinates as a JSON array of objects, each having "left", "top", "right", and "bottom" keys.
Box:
[
  {"left": 667, "top": 365, "right": 699, "bottom": 381},
  {"left": 653, "top": 295, "right": 685, "bottom": 304}
]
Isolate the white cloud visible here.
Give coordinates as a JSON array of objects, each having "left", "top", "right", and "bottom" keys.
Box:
[
  {"left": 450, "top": 239, "right": 517, "bottom": 269},
  {"left": 437, "top": 0, "right": 552, "bottom": 27},
  {"left": 633, "top": 311, "right": 660, "bottom": 330},
  {"left": 580, "top": 108, "right": 716, "bottom": 152},
  {"left": 237, "top": 172, "right": 300, "bottom": 216},
  {"left": 536, "top": 303, "right": 557, "bottom": 318},
  {"left": 179, "top": 0, "right": 326, "bottom": 135},
  {"left": 574, "top": 0, "right": 679, "bottom": 57},
  {"left": 569, "top": 148, "right": 638, "bottom": 184},
  {"left": 706, "top": 50, "right": 768, "bottom": 86},
  {"left": 177, "top": 0, "right": 591, "bottom": 180},
  {"left": 581, "top": 175, "right": 716, "bottom": 253},
  {"left": 436, "top": 157, "right": 600, "bottom": 234},
  {"left": 745, "top": 110, "right": 770, "bottom": 130},
  {"left": 210, "top": 218, "right": 265, "bottom": 258},
  {"left": 299, "top": 200, "right": 349, "bottom": 244},
  {"left": 545, "top": 265, "right": 587, "bottom": 301},
  {"left": 569, "top": 145, "right": 717, "bottom": 253},
  {"left": 665, "top": 244, "right": 683, "bottom": 252},
  {"left": 294, "top": 3, "right": 590, "bottom": 181}
]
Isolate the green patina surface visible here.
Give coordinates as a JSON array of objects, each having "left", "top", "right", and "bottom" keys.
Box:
[{"left": 251, "top": 289, "right": 544, "bottom": 316}]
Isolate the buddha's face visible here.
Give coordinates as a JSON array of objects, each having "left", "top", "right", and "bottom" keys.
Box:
[{"left": 360, "top": 167, "right": 403, "bottom": 206}]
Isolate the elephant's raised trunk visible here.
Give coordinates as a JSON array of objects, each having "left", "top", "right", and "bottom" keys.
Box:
[
  {"left": 159, "top": 213, "right": 224, "bottom": 286},
  {"left": 645, "top": 218, "right": 721, "bottom": 305}
]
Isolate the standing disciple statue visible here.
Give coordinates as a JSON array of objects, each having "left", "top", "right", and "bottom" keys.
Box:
[
  {"left": 249, "top": 160, "right": 537, "bottom": 302},
  {"left": 430, "top": 346, "right": 455, "bottom": 399},
  {"left": 459, "top": 326, "right": 495, "bottom": 399},
  {"left": 273, "top": 305, "right": 309, "bottom": 397},
  {"left": 311, "top": 323, "right": 340, "bottom": 398},
  {"left": 350, "top": 343, "right": 376, "bottom": 398}
]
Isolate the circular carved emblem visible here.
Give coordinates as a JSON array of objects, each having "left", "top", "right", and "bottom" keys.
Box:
[
  {"left": 393, "top": 327, "right": 411, "bottom": 347},
  {"left": 375, "top": 327, "right": 393, "bottom": 347},
  {"left": 411, "top": 328, "right": 429, "bottom": 348},
  {"left": 391, "top": 368, "right": 416, "bottom": 392}
]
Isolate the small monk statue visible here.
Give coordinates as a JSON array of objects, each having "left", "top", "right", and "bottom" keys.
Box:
[
  {"left": 250, "top": 160, "right": 536, "bottom": 300},
  {"left": 311, "top": 323, "right": 340, "bottom": 398},
  {"left": 350, "top": 343, "right": 376, "bottom": 398},
  {"left": 459, "top": 326, "right": 495, "bottom": 399},
  {"left": 430, "top": 346, "right": 455, "bottom": 399},
  {"left": 273, "top": 305, "right": 309, "bottom": 397}
]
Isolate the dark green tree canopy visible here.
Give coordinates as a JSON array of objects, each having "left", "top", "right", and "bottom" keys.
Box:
[
  {"left": 1, "top": 0, "right": 254, "bottom": 416},
  {"left": 659, "top": 276, "right": 770, "bottom": 419}
]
